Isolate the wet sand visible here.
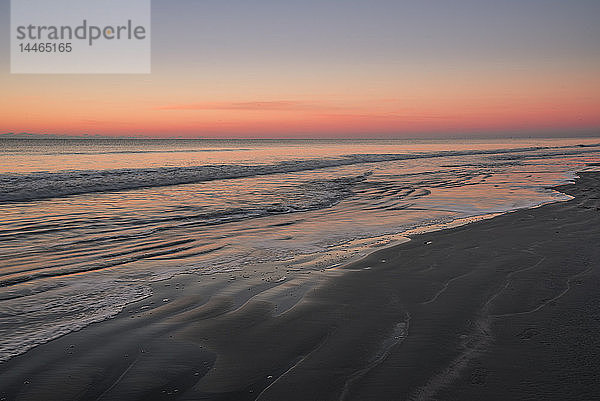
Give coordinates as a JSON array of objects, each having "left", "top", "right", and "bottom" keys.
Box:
[{"left": 1, "top": 172, "right": 599, "bottom": 401}]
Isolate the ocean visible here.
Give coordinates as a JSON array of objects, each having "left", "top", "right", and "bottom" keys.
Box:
[{"left": 1, "top": 137, "right": 599, "bottom": 362}]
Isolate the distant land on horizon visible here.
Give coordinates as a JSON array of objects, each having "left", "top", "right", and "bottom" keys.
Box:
[
  {"left": 0, "top": 133, "right": 137, "bottom": 140},
  {"left": 2, "top": 131, "right": 600, "bottom": 141}
]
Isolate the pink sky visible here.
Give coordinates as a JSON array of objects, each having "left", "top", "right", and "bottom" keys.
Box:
[{"left": 1, "top": 0, "right": 599, "bottom": 138}]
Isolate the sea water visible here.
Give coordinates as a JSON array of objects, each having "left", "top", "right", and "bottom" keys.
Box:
[{"left": 1, "top": 137, "right": 599, "bottom": 361}]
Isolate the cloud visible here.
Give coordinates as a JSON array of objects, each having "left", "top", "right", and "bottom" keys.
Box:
[
  {"left": 316, "top": 112, "right": 452, "bottom": 121},
  {"left": 156, "top": 101, "right": 323, "bottom": 111}
]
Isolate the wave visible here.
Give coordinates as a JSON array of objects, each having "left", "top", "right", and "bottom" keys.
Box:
[
  {"left": 490, "top": 148, "right": 600, "bottom": 161},
  {"left": 0, "top": 174, "right": 367, "bottom": 287},
  {"left": 1, "top": 144, "right": 598, "bottom": 202},
  {"left": 23, "top": 148, "right": 252, "bottom": 156}
]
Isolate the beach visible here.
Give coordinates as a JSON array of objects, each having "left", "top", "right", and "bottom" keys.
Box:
[
  {"left": 3, "top": 0, "right": 600, "bottom": 398},
  {"left": 1, "top": 171, "right": 598, "bottom": 400}
]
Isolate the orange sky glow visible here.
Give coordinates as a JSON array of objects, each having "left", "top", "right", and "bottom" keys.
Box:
[{"left": 1, "top": 1, "right": 599, "bottom": 138}]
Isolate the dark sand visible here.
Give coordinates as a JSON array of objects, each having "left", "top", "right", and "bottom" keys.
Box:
[{"left": 1, "top": 172, "right": 600, "bottom": 401}]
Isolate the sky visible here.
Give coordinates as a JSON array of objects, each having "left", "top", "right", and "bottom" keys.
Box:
[{"left": 0, "top": 0, "right": 599, "bottom": 138}]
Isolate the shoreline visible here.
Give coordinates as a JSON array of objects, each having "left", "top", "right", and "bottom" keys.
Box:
[
  {"left": 1, "top": 172, "right": 599, "bottom": 400},
  {"left": 0, "top": 190, "right": 563, "bottom": 365},
  {"left": 0, "top": 176, "right": 568, "bottom": 366}
]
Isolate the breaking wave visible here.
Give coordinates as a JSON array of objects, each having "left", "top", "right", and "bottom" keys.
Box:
[{"left": 2, "top": 144, "right": 598, "bottom": 202}]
